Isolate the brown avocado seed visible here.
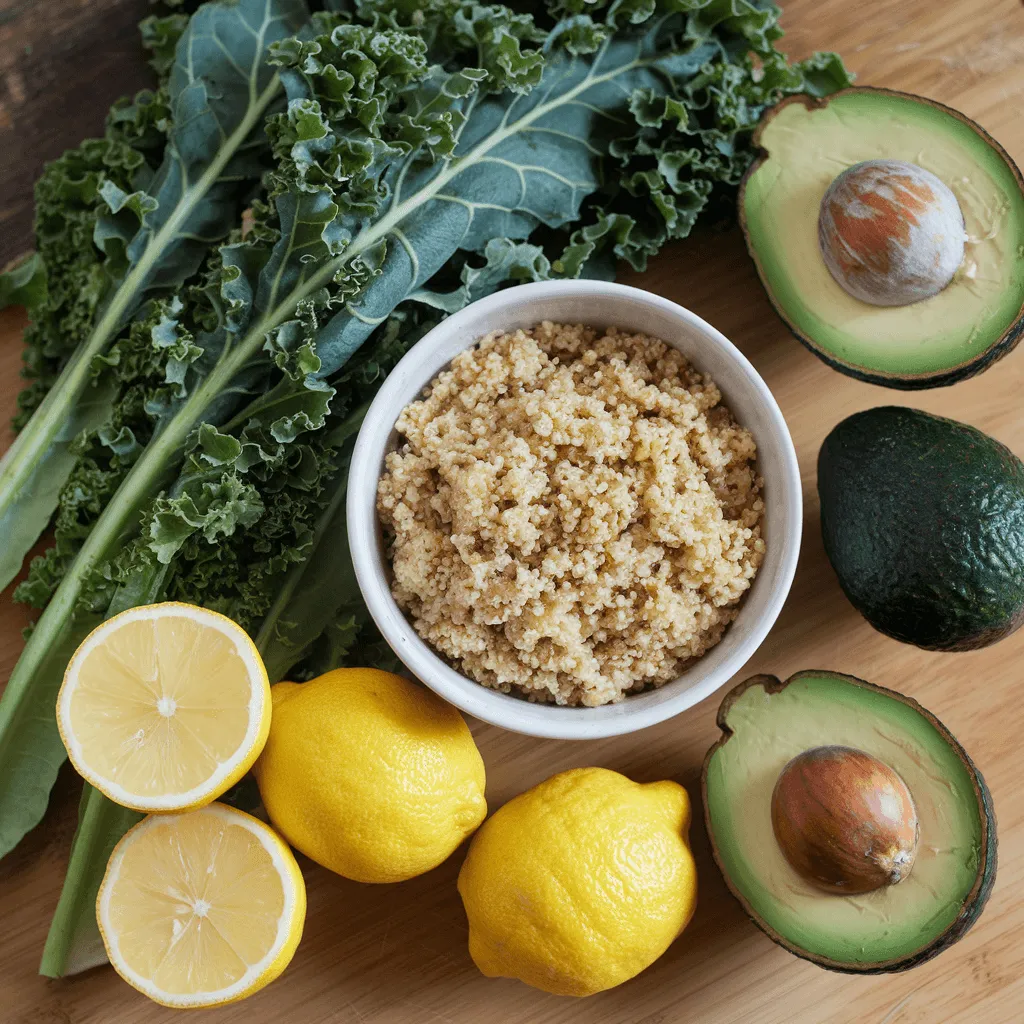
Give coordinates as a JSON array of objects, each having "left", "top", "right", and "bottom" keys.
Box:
[
  {"left": 771, "top": 745, "right": 919, "bottom": 895},
  {"left": 818, "top": 159, "right": 965, "bottom": 307}
]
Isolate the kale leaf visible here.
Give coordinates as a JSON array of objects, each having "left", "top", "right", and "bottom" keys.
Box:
[{"left": 0, "top": 0, "right": 309, "bottom": 593}]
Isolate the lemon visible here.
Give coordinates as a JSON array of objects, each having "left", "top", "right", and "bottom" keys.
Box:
[
  {"left": 256, "top": 668, "right": 487, "bottom": 883},
  {"left": 457, "top": 766, "right": 697, "bottom": 997},
  {"left": 97, "top": 803, "right": 305, "bottom": 1008},
  {"left": 57, "top": 602, "right": 270, "bottom": 812}
]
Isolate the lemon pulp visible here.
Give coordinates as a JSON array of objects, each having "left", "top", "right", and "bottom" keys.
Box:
[
  {"left": 97, "top": 803, "right": 305, "bottom": 1007},
  {"left": 57, "top": 602, "right": 269, "bottom": 811}
]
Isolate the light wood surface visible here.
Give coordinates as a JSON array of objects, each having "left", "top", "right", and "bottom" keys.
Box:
[{"left": 3, "top": 1, "right": 1024, "bottom": 1021}]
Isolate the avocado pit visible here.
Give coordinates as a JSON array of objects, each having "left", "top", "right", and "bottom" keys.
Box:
[
  {"left": 818, "top": 159, "right": 965, "bottom": 307},
  {"left": 771, "top": 745, "right": 919, "bottom": 895}
]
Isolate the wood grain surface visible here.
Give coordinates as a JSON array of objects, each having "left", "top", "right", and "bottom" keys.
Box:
[
  {"left": 0, "top": 0, "right": 152, "bottom": 263},
  {"left": 3, "top": 1, "right": 1024, "bottom": 1022}
]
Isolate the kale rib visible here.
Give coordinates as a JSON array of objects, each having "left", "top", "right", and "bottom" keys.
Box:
[{"left": 39, "top": 785, "right": 142, "bottom": 978}]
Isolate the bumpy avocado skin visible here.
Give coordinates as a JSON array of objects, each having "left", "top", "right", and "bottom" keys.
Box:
[{"left": 818, "top": 407, "right": 1024, "bottom": 651}]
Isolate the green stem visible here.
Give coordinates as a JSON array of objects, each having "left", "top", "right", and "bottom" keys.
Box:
[{"left": 39, "top": 786, "right": 142, "bottom": 978}]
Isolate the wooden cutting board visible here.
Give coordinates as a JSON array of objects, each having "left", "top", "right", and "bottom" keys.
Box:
[{"left": 3, "top": 1, "right": 1024, "bottom": 1021}]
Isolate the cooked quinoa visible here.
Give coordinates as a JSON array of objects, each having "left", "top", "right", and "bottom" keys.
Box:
[{"left": 376, "top": 322, "right": 765, "bottom": 707}]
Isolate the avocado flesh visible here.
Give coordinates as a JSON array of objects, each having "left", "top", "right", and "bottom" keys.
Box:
[
  {"left": 743, "top": 90, "right": 1024, "bottom": 381},
  {"left": 705, "top": 673, "right": 988, "bottom": 968},
  {"left": 818, "top": 406, "right": 1024, "bottom": 651}
]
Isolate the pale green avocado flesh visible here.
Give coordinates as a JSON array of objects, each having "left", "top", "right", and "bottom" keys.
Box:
[
  {"left": 705, "top": 673, "right": 986, "bottom": 967},
  {"left": 743, "top": 90, "right": 1024, "bottom": 379}
]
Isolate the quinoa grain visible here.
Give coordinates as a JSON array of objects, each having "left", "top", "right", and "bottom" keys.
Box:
[{"left": 376, "top": 322, "right": 765, "bottom": 707}]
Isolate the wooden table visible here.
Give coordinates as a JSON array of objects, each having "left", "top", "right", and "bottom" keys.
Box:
[{"left": 3, "top": 1, "right": 1024, "bottom": 1021}]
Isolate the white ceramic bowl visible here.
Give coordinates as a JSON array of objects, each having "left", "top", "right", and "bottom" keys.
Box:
[{"left": 348, "top": 281, "right": 801, "bottom": 739}]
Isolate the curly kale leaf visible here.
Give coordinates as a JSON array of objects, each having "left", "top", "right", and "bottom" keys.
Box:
[
  {"left": 0, "top": 0, "right": 310, "bottom": 597},
  {"left": 10, "top": 134, "right": 152, "bottom": 428},
  {"left": 345, "top": 0, "right": 547, "bottom": 92},
  {"left": 139, "top": 12, "right": 192, "bottom": 81}
]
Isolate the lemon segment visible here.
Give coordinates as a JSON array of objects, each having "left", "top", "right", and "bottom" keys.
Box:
[
  {"left": 97, "top": 803, "right": 305, "bottom": 1008},
  {"left": 256, "top": 668, "right": 487, "bottom": 883},
  {"left": 57, "top": 602, "right": 270, "bottom": 812},
  {"left": 458, "top": 767, "right": 698, "bottom": 997}
]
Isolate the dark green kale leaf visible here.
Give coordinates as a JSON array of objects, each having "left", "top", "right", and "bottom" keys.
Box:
[{"left": 0, "top": 0, "right": 310, "bottom": 596}]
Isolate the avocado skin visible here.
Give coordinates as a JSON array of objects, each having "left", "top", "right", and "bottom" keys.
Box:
[
  {"left": 818, "top": 407, "right": 1024, "bottom": 651},
  {"left": 703, "top": 671, "right": 998, "bottom": 974}
]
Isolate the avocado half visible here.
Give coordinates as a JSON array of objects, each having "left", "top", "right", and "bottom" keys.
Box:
[
  {"left": 740, "top": 88, "right": 1024, "bottom": 389},
  {"left": 702, "top": 671, "right": 996, "bottom": 973},
  {"left": 818, "top": 406, "right": 1024, "bottom": 651}
]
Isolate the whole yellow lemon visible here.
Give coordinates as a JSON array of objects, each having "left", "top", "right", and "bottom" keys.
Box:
[
  {"left": 457, "top": 766, "right": 697, "bottom": 996},
  {"left": 256, "top": 669, "right": 486, "bottom": 883}
]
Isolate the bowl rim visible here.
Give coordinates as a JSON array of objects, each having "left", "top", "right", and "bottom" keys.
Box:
[{"left": 347, "top": 280, "right": 802, "bottom": 739}]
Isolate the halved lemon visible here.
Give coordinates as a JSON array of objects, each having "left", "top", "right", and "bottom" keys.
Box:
[
  {"left": 97, "top": 803, "right": 305, "bottom": 1007},
  {"left": 57, "top": 602, "right": 270, "bottom": 812}
]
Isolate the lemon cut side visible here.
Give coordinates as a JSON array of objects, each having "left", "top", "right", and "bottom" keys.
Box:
[
  {"left": 97, "top": 803, "right": 305, "bottom": 1008},
  {"left": 57, "top": 602, "right": 270, "bottom": 812}
]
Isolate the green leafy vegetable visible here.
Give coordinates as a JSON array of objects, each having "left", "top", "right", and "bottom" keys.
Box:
[
  {"left": 1, "top": 0, "right": 850, "bottom": 978},
  {"left": 0, "top": 0, "right": 309, "bottom": 594}
]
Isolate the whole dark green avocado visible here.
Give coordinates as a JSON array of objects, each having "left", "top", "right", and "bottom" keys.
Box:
[{"left": 818, "top": 407, "right": 1024, "bottom": 651}]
